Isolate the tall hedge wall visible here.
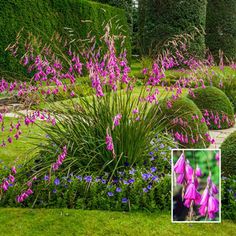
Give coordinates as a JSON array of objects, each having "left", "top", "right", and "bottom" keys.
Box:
[
  {"left": 0, "top": 0, "right": 131, "bottom": 80},
  {"left": 138, "top": 0, "right": 207, "bottom": 57},
  {"left": 206, "top": 0, "right": 236, "bottom": 61}
]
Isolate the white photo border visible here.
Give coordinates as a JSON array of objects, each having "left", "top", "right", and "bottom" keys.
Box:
[{"left": 171, "top": 148, "right": 221, "bottom": 223}]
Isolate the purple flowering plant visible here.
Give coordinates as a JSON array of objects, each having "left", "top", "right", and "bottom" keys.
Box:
[
  {"left": 1, "top": 18, "right": 233, "bottom": 208},
  {"left": 173, "top": 150, "right": 220, "bottom": 222}
]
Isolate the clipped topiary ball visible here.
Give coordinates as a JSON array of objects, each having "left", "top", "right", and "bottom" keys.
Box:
[
  {"left": 220, "top": 131, "right": 236, "bottom": 177},
  {"left": 160, "top": 97, "right": 210, "bottom": 148},
  {"left": 187, "top": 86, "right": 235, "bottom": 130}
]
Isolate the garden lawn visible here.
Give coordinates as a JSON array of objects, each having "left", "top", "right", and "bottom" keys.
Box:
[
  {"left": 0, "top": 117, "right": 45, "bottom": 166},
  {"left": 0, "top": 208, "right": 235, "bottom": 236}
]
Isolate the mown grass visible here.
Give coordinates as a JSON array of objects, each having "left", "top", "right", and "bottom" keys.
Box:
[
  {"left": 0, "top": 117, "right": 44, "bottom": 166},
  {"left": 0, "top": 208, "right": 235, "bottom": 236}
]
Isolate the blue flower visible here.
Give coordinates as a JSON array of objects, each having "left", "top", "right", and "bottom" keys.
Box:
[
  {"left": 95, "top": 177, "right": 100, "bottom": 182},
  {"left": 101, "top": 179, "right": 107, "bottom": 184},
  {"left": 150, "top": 167, "right": 157, "bottom": 173},
  {"left": 128, "top": 178, "right": 135, "bottom": 184},
  {"left": 116, "top": 187, "right": 122, "bottom": 193},
  {"left": 143, "top": 188, "right": 148, "bottom": 193},
  {"left": 160, "top": 143, "right": 165, "bottom": 148},
  {"left": 107, "top": 192, "right": 114, "bottom": 197},
  {"left": 122, "top": 198, "right": 128, "bottom": 203},
  {"left": 129, "top": 168, "right": 135, "bottom": 175},
  {"left": 124, "top": 162, "right": 129, "bottom": 166},
  {"left": 44, "top": 175, "right": 49, "bottom": 181},
  {"left": 76, "top": 175, "right": 82, "bottom": 181},
  {"left": 123, "top": 180, "right": 129, "bottom": 185},
  {"left": 142, "top": 173, "right": 152, "bottom": 181},
  {"left": 152, "top": 176, "right": 159, "bottom": 182},
  {"left": 67, "top": 178, "right": 72, "bottom": 183},
  {"left": 84, "top": 176, "right": 92, "bottom": 183},
  {"left": 150, "top": 157, "right": 155, "bottom": 161},
  {"left": 54, "top": 178, "right": 60, "bottom": 186},
  {"left": 147, "top": 185, "right": 152, "bottom": 190},
  {"left": 52, "top": 189, "right": 57, "bottom": 193},
  {"left": 149, "top": 151, "right": 154, "bottom": 156}
]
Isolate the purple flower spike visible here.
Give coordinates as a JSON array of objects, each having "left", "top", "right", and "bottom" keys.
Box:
[
  {"left": 184, "top": 183, "right": 197, "bottom": 200},
  {"left": 173, "top": 153, "right": 185, "bottom": 174}
]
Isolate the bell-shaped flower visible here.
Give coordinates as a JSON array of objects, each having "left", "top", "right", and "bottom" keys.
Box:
[
  {"left": 184, "top": 183, "right": 197, "bottom": 200},
  {"left": 185, "top": 160, "right": 193, "bottom": 181},
  {"left": 176, "top": 173, "right": 185, "bottom": 184},
  {"left": 173, "top": 153, "right": 185, "bottom": 174},
  {"left": 195, "top": 165, "right": 202, "bottom": 177},
  {"left": 200, "top": 187, "right": 209, "bottom": 206},
  {"left": 211, "top": 183, "right": 219, "bottom": 194}
]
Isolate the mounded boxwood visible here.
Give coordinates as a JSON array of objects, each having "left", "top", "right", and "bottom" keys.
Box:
[
  {"left": 187, "top": 86, "right": 235, "bottom": 130},
  {"left": 138, "top": 0, "right": 207, "bottom": 57},
  {"left": 220, "top": 131, "right": 236, "bottom": 177},
  {"left": 160, "top": 97, "right": 209, "bottom": 148},
  {"left": 0, "top": 0, "right": 131, "bottom": 80},
  {"left": 206, "top": 0, "right": 236, "bottom": 61}
]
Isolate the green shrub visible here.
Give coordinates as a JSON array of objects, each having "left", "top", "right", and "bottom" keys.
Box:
[
  {"left": 222, "top": 175, "right": 236, "bottom": 220},
  {"left": 220, "top": 131, "right": 236, "bottom": 177},
  {"left": 187, "top": 86, "right": 235, "bottom": 130},
  {"left": 160, "top": 97, "right": 209, "bottom": 148},
  {"left": 0, "top": 0, "right": 131, "bottom": 80},
  {"left": 138, "top": 0, "right": 207, "bottom": 57},
  {"left": 206, "top": 0, "right": 236, "bottom": 61}
]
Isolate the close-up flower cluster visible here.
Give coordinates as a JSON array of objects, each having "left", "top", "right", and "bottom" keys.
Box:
[{"left": 173, "top": 150, "right": 220, "bottom": 222}]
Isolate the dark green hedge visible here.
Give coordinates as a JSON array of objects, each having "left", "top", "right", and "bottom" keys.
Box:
[
  {"left": 187, "top": 86, "right": 235, "bottom": 130},
  {"left": 0, "top": 0, "right": 131, "bottom": 80},
  {"left": 221, "top": 131, "right": 236, "bottom": 177},
  {"left": 206, "top": 0, "right": 236, "bottom": 61},
  {"left": 160, "top": 97, "right": 209, "bottom": 148},
  {"left": 138, "top": 0, "right": 207, "bottom": 57}
]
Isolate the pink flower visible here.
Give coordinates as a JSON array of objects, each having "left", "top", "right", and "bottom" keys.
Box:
[
  {"left": 199, "top": 204, "right": 207, "bottom": 216},
  {"left": 2, "top": 180, "right": 9, "bottom": 191},
  {"left": 215, "top": 152, "right": 220, "bottom": 165},
  {"left": 184, "top": 183, "right": 197, "bottom": 200},
  {"left": 7, "top": 137, "right": 12, "bottom": 143},
  {"left": 185, "top": 160, "right": 193, "bottom": 181},
  {"left": 200, "top": 188, "right": 209, "bottom": 206},
  {"left": 176, "top": 173, "right": 185, "bottom": 184},
  {"left": 106, "top": 128, "right": 115, "bottom": 158},
  {"left": 8, "top": 174, "right": 15, "bottom": 183},
  {"left": 195, "top": 191, "right": 202, "bottom": 205},
  {"left": 173, "top": 153, "right": 185, "bottom": 174},
  {"left": 112, "top": 114, "right": 122, "bottom": 129},
  {"left": 195, "top": 166, "right": 202, "bottom": 177},
  {"left": 11, "top": 166, "right": 17, "bottom": 174},
  {"left": 208, "top": 195, "right": 219, "bottom": 219},
  {"left": 212, "top": 183, "right": 219, "bottom": 194}
]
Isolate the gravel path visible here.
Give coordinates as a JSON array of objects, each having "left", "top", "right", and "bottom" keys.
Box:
[{"left": 209, "top": 121, "right": 236, "bottom": 149}]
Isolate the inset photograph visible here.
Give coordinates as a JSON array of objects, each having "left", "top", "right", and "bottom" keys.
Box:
[{"left": 172, "top": 149, "right": 221, "bottom": 223}]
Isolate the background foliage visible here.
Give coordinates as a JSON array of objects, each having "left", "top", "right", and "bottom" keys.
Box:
[
  {"left": 137, "top": 0, "right": 207, "bottom": 57},
  {"left": 206, "top": 0, "right": 236, "bottom": 61},
  {"left": 0, "top": 0, "right": 131, "bottom": 80}
]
